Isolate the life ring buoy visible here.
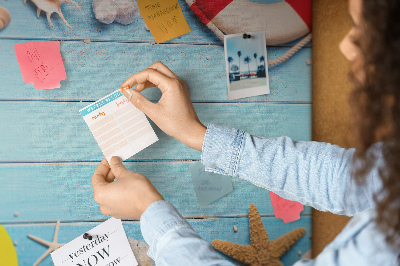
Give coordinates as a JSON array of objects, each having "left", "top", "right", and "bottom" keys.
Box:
[{"left": 186, "top": 0, "right": 312, "bottom": 66}]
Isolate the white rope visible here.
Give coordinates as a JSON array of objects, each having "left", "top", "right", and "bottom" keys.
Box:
[
  {"left": 267, "top": 33, "right": 312, "bottom": 66},
  {"left": 184, "top": 0, "right": 312, "bottom": 66}
]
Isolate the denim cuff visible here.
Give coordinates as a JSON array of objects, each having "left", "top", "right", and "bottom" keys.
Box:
[
  {"left": 140, "top": 200, "right": 190, "bottom": 260},
  {"left": 201, "top": 124, "right": 245, "bottom": 177}
]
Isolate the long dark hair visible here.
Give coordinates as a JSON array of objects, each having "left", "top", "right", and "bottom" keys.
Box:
[{"left": 349, "top": 0, "right": 400, "bottom": 252}]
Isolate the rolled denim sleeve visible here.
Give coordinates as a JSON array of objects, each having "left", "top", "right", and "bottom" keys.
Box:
[
  {"left": 140, "top": 200, "right": 233, "bottom": 266},
  {"left": 201, "top": 124, "right": 383, "bottom": 216}
]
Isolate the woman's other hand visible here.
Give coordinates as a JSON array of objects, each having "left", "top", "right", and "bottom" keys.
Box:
[
  {"left": 120, "top": 61, "right": 206, "bottom": 152},
  {"left": 91, "top": 157, "right": 164, "bottom": 220}
]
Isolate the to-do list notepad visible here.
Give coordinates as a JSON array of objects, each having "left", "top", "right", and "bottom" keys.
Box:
[{"left": 80, "top": 89, "right": 158, "bottom": 162}]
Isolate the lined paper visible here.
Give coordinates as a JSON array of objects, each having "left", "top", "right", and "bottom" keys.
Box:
[{"left": 80, "top": 90, "right": 158, "bottom": 162}]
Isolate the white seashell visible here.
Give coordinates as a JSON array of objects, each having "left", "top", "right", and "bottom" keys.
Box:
[
  {"left": 92, "top": 0, "right": 138, "bottom": 25},
  {"left": 128, "top": 238, "right": 154, "bottom": 266},
  {"left": 24, "top": 0, "right": 81, "bottom": 29},
  {"left": 0, "top": 7, "right": 11, "bottom": 31}
]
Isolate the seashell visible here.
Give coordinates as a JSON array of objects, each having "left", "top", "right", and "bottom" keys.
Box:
[
  {"left": 0, "top": 7, "right": 11, "bottom": 31},
  {"left": 24, "top": 0, "right": 81, "bottom": 28},
  {"left": 128, "top": 238, "right": 154, "bottom": 266},
  {"left": 92, "top": 0, "right": 138, "bottom": 25}
]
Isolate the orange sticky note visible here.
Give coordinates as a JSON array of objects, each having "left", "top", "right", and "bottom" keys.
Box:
[
  {"left": 14, "top": 41, "right": 67, "bottom": 90},
  {"left": 270, "top": 191, "right": 304, "bottom": 224},
  {"left": 137, "top": 0, "right": 191, "bottom": 43}
]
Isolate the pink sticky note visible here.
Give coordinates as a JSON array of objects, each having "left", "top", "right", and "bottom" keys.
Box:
[
  {"left": 14, "top": 41, "right": 67, "bottom": 90},
  {"left": 269, "top": 191, "right": 304, "bottom": 223}
]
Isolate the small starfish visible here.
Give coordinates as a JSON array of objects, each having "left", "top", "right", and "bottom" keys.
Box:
[
  {"left": 212, "top": 204, "right": 306, "bottom": 266},
  {"left": 28, "top": 220, "right": 65, "bottom": 266}
]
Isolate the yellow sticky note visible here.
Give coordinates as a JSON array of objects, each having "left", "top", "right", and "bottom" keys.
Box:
[
  {"left": 0, "top": 225, "right": 18, "bottom": 266},
  {"left": 138, "top": 0, "right": 191, "bottom": 43}
]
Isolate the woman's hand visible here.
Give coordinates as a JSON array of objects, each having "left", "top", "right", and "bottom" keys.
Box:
[
  {"left": 120, "top": 61, "right": 207, "bottom": 152},
  {"left": 91, "top": 157, "right": 164, "bottom": 220}
]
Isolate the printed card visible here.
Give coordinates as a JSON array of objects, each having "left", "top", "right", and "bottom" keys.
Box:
[
  {"left": 80, "top": 89, "right": 158, "bottom": 162},
  {"left": 224, "top": 31, "right": 270, "bottom": 100},
  {"left": 190, "top": 162, "right": 234, "bottom": 208},
  {"left": 51, "top": 218, "right": 138, "bottom": 266}
]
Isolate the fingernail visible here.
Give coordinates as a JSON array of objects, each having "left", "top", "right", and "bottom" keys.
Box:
[
  {"left": 120, "top": 85, "right": 129, "bottom": 92},
  {"left": 124, "top": 89, "right": 133, "bottom": 101},
  {"left": 110, "top": 156, "right": 122, "bottom": 165}
]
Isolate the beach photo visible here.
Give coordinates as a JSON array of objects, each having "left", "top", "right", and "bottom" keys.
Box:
[{"left": 224, "top": 31, "right": 270, "bottom": 100}]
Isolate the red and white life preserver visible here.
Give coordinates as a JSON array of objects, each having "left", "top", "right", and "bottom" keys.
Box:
[{"left": 186, "top": 0, "right": 312, "bottom": 65}]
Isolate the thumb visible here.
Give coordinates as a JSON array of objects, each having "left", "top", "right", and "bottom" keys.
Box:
[
  {"left": 109, "top": 156, "right": 129, "bottom": 178},
  {"left": 122, "top": 88, "right": 155, "bottom": 116},
  {"left": 92, "top": 158, "right": 111, "bottom": 189}
]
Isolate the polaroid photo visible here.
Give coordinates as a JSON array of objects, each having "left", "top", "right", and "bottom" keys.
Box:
[{"left": 224, "top": 31, "right": 270, "bottom": 100}]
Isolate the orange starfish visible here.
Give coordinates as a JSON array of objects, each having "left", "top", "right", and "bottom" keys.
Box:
[{"left": 212, "top": 204, "right": 306, "bottom": 266}]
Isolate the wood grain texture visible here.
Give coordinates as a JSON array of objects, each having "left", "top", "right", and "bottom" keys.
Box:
[
  {"left": 0, "top": 0, "right": 312, "bottom": 264},
  {"left": 0, "top": 0, "right": 218, "bottom": 44},
  {"left": 0, "top": 162, "right": 312, "bottom": 222},
  {"left": 4, "top": 216, "right": 311, "bottom": 266},
  {"left": 0, "top": 40, "right": 311, "bottom": 102},
  {"left": 0, "top": 102, "right": 311, "bottom": 161},
  {"left": 0, "top": 0, "right": 311, "bottom": 48}
]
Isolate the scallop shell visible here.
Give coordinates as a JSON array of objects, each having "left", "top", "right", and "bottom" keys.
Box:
[
  {"left": 0, "top": 7, "right": 11, "bottom": 31},
  {"left": 92, "top": 0, "right": 138, "bottom": 25}
]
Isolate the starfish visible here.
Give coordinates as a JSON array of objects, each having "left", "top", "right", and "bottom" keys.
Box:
[
  {"left": 212, "top": 204, "right": 306, "bottom": 266},
  {"left": 28, "top": 220, "right": 65, "bottom": 266}
]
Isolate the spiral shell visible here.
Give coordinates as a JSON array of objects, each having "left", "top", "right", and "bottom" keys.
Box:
[
  {"left": 0, "top": 7, "right": 11, "bottom": 31},
  {"left": 24, "top": 0, "right": 81, "bottom": 29}
]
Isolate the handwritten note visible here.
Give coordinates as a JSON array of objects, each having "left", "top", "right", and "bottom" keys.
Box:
[
  {"left": 51, "top": 218, "right": 138, "bottom": 266},
  {"left": 80, "top": 89, "right": 158, "bottom": 162},
  {"left": 14, "top": 41, "right": 67, "bottom": 90},
  {"left": 137, "top": 0, "right": 191, "bottom": 43},
  {"left": 190, "top": 162, "right": 233, "bottom": 208},
  {"left": 269, "top": 191, "right": 304, "bottom": 224}
]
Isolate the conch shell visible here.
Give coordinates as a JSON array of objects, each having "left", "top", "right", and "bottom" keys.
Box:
[
  {"left": 0, "top": 7, "right": 11, "bottom": 31},
  {"left": 24, "top": 0, "right": 81, "bottom": 28}
]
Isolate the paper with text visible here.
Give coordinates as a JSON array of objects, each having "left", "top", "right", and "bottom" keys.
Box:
[
  {"left": 51, "top": 218, "right": 137, "bottom": 266},
  {"left": 269, "top": 191, "right": 304, "bottom": 224},
  {"left": 80, "top": 90, "right": 158, "bottom": 162},
  {"left": 190, "top": 162, "right": 234, "bottom": 208},
  {"left": 14, "top": 41, "right": 67, "bottom": 90},
  {"left": 137, "top": 0, "right": 191, "bottom": 43}
]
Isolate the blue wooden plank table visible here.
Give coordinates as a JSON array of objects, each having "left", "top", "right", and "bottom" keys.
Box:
[{"left": 0, "top": 0, "right": 312, "bottom": 265}]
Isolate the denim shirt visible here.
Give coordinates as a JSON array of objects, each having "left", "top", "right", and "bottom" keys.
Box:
[{"left": 140, "top": 124, "right": 399, "bottom": 265}]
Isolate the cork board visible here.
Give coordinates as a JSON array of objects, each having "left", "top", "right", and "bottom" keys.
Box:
[{"left": 312, "top": 0, "right": 353, "bottom": 257}]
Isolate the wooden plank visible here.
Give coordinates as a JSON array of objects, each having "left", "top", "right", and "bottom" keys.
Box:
[
  {"left": 4, "top": 216, "right": 312, "bottom": 266},
  {"left": 0, "top": 0, "right": 311, "bottom": 48},
  {"left": 0, "top": 102, "right": 311, "bottom": 161},
  {"left": 0, "top": 40, "right": 312, "bottom": 102},
  {"left": 0, "top": 0, "right": 219, "bottom": 44},
  {"left": 0, "top": 162, "right": 312, "bottom": 222}
]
